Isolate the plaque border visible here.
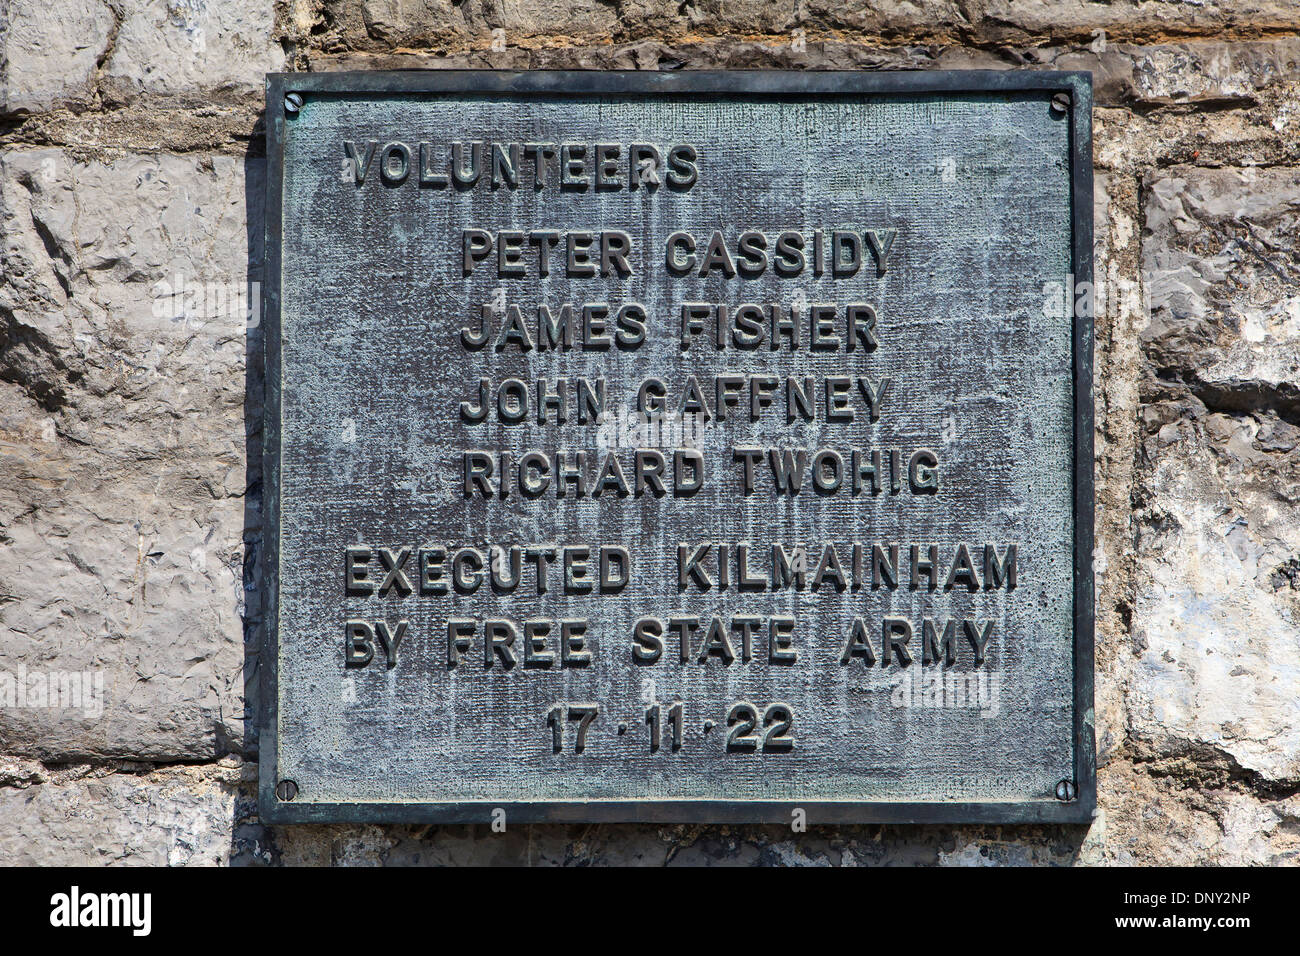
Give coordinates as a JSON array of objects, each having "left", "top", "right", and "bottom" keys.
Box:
[{"left": 260, "top": 69, "right": 1096, "bottom": 825}]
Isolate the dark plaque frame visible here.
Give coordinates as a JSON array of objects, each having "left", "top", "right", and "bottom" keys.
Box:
[{"left": 260, "top": 69, "right": 1095, "bottom": 825}]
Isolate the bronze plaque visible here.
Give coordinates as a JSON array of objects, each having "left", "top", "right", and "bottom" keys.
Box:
[{"left": 260, "top": 70, "right": 1095, "bottom": 824}]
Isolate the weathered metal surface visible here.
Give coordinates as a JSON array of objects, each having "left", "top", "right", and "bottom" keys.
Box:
[{"left": 260, "top": 70, "right": 1095, "bottom": 824}]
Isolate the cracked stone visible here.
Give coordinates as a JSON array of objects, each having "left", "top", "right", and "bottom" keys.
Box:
[
  {"left": 100, "top": 0, "right": 285, "bottom": 106},
  {"left": 0, "top": 148, "right": 263, "bottom": 761},
  {"left": 0, "top": 0, "right": 116, "bottom": 116},
  {"left": 1143, "top": 165, "right": 1300, "bottom": 420}
]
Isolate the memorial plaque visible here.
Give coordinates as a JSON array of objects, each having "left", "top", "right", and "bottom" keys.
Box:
[{"left": 260, "top": 71, "right": 1095, "bottom": 824}]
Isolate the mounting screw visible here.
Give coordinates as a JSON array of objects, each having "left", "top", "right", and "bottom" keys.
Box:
[
  {"left": 276, "top": 779, "right": 299, "bottom": 801},
  {"left": 284, "top": 91, "right": 303, "bottom": 114},
  {"left": 1055, "top": 779, "right": 1077, "bottom": 802},
  {"left": 1050, "top": 92, "right": 1071, "bottom": 116}
]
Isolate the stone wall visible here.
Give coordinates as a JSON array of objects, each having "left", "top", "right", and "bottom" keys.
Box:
[{"left": 1, "top": 0, "right": 1297, "bottom": 865}]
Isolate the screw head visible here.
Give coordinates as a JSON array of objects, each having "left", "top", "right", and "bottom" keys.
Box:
[
  {"left": 276, "top": 779, "right": 299, "bottom": 801},
  {"left": 1050, "top": 92, "right": 1071, "bottom": 116},
  {"left": 1055, "top": 779, "right": 1077, "bottom": 802},
  {"left": 284, "top": 92, "right": 303, "bottom": 114}
]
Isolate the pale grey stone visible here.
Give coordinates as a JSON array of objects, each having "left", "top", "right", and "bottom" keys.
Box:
[
  {"left": 1129, "top": 400, "right": 1300, "bottom": 785},
  {"left": 1132, "top": 166, "right": 1300, "bottom": 786},
  {"left": 101, "top": 0, "right": 285, "bottom": 105},
  {"left": 1043, "top": 39, "right": 1300, "bottom": 107},
  {"left": 975, "top": 1, "right": 1300, "bottom": 41},
  {"left": 0, "top": 149, "right": 263, "bottom": 761},
  {"left": 1122, "top": 41, "right": 1300, "bottom": 105},
  {"left": 305, "top": 1, "right": 1300, "bottom": 53},
  {"left": 0, "top": 763, "right": 243, "bottom": 865},
  {"left": 0, "top": 0, "right": 116, "bottom": 115},
  {"left": 1144, "top": 166, "right": 1300, "bottom": 411},
  {"left": 362, "top": 0, "right": 459, "bottom": 44}
]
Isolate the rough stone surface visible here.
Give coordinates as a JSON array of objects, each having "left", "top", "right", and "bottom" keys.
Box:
[
  {"left": 2, "top": 1, "right": 284, "bottom": 115},
  {"left": 0, "top": 0, "right": 116, "bottom": 116},
  {"left": 1133, "top": 165, "right": 1300, "bottom": 787},
  {"left": 0, "top": 149, "right": 261, "bottom": 762},
  {"left": 295, "top": 0, "right": 1300, "bottom": 51},
  {"left": 111, "top": 0, "right": 285, "bottom": 107},
  {"left": 0, "top": 758, "right": 251, "bottom": 865},
  {"left": 2, "top": 0, "right": 1300, "bottom": 865},
  {"left": 1143, "top": 167, "right": 1300, "bottom": 417}
]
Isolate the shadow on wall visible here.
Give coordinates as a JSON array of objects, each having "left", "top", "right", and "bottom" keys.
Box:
[
  {"left": 239, "top": 135, "right": 266, "bottom": 858},
  {"left": 232, "top": 111, "right": 1092, "bottom": 868}
]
